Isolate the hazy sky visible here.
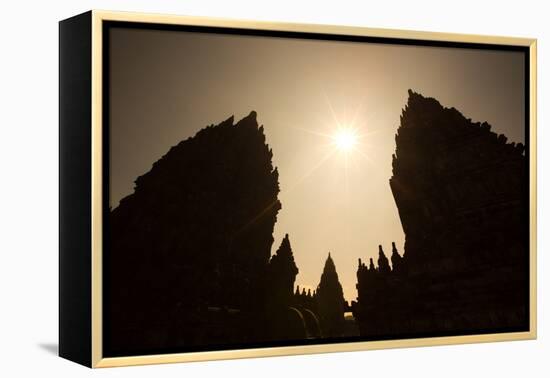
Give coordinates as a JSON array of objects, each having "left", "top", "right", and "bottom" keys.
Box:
[{"left": 109, "top": 27, "right": 525, "bottom": 301}]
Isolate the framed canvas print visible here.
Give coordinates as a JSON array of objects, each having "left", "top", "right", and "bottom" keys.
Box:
[{"left": 59, "top": 10, "right": 537, "bottom": 368}]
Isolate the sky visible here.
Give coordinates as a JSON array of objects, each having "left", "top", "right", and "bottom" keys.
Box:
[{"left": 108, "top": 27, "right": 525, "bottom": 302}]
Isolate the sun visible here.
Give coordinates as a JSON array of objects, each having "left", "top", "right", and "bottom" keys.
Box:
[{"left": 333, "top": 128, "right": 358, "bottom": 152}]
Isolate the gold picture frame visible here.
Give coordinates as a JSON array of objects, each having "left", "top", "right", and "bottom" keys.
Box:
[{"left": 59, "top": 10, "right": 537, "bottom": 368}]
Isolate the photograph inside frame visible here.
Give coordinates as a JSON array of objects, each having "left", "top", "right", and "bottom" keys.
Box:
[{"left": 103, "top": 22, "right": 530, "bottom": 357}]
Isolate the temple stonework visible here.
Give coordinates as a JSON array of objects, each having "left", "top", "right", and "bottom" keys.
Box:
[
  {"left": 108, "top": 112, "right": 284, "bottom": 354},
  {"left": 353, "top": 90, "right": 528, "bottom": 337},
  {"left": 107, "top": 92, "right": 525, "bottom": 353},
  {"left": 292, "top": 253, "right": 356, "bottom": 338},
  {"left": 108, "top": 111, "right": 353, "bottom": 355},
  {"left": 316, "top": 253, "right": 347, "bottom": 337}
]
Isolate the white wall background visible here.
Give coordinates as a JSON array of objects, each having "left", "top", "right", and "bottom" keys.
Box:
[{"left": 0, "top": 0, "right": 547, "bottom": 376}]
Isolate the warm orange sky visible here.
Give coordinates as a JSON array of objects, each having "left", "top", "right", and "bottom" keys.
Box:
[{"left": 109, "top": 27, "right": 525, "bottom": 302}]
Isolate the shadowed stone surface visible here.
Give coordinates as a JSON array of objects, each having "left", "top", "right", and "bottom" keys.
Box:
[
  {"left": 108, "top": 112, "right": 282, "bottom": 354},
  {"left": 354, "top": 91, "right": 528, "bottom": 337}
]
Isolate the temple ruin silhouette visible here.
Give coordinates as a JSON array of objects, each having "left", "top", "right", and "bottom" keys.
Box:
[
  {"left": 107, "top": 112, "right": 350, "bottom": 355},
  {"left": 107, "top": 91, "right": 528, "bottom": 355},
  {"left": 353, "top": 90, "right": 528, "bottom": 337},
  {"left": 108, "top": 112, "right": 283, "bottom": 354}
]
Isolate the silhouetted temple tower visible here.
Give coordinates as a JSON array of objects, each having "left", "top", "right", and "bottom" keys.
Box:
[
  {"left": 390, "top": 242, "right": 403, "bottom": 273},
  {"left": 316, "top": 253, "right": 346, "bottom": 337},
  {"left": 354, "top": 90, "right": 528, "bottom": 337},
  {"left": 377, "top": 245, "right": 391, "bottom": 274},
  {"left": 267, "top": 234, "right": 299, "bottom": 307},
  {"left": 108, "top": 111, "right": 282, "bottom": 353}
]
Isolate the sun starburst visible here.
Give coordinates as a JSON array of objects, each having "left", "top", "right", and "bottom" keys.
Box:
[{"left": 333, "top": 128, "right": 358, "bottom": 152}]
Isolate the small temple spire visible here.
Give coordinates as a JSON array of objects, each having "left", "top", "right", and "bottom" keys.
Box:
[
  {"left": 369, "top": 258, "right": 375, "bottom": 271},
  {"left": 391, "top": 242, "right": 403, "bottom": 272},
  {"left": 316, "top": 250, "right": 346, "bottom": 337},
  {"left": 378, "top": 245, "right": 391, "bottom": 274}
]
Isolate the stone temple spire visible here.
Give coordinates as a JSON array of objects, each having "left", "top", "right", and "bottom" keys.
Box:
[
  {"left": 316, "top": 252, "right": 346, "bottom": 337},
  {"left": 268, "top": 233, "right": 299, "bottom": 306},
  {"left": 391, "top": 242, "right": 403, "bottom": 272},
  {"left": 378, "top": 245, "right": 391, "bottom": 274}
]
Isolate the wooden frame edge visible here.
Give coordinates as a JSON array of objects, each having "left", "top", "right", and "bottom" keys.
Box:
[
  {"left": 91, "top": 9, "right": 103, "bottom": 368},
  {"left": 528, "top": 39, "right": 537, "bottom": 340},
  {"left": 92, "top": 9, "right": 536, "bottom": 46},
  {"left": 94, "top": 331, "right": 535, "bottom": 368}
]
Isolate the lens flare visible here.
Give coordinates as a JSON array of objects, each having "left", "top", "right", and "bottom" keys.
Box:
[{"left": 333, "top": 128, "right": 358, "bottom": 151}]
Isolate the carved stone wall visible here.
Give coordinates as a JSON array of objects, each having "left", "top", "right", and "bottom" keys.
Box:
[
  {"left": 107, "top": 112, "right": 282, "bottom": 354},
  {"left": 354, "top": 91, "right": 528, "bottom": 337}
]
